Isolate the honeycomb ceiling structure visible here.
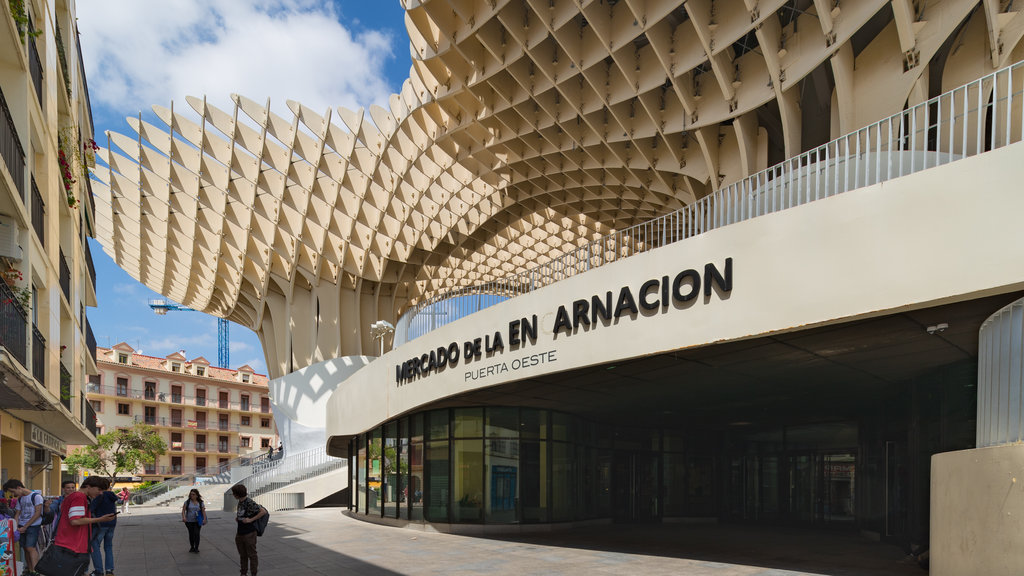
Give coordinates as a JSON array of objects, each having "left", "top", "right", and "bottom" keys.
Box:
[{"left": 92, "top": 0, "right": 1024, "bottom": 377}]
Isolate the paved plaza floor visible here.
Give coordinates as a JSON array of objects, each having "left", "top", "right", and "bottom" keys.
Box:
[{"left": 105, "top": 506, "right": 925, "bottom": 576}]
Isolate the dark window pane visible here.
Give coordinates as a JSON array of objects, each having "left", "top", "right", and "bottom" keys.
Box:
[
  {"left": 383, "top": 421, "right": 398, "bottom": 519},
  {"left": 521, "top": 440, "right": 548, "bottom": 522},
  {"left": 520, "top": 409, "right": 548, "bottom": 440},
  {"left": 552, "top": 442, "right": 574, "bottom": 521},
  {"left": 452, "top": 438, "right": 483, "bottom": 522},
  {"left": 486, "top": 438, "right": 519, "bottom": 523},
  {"left": 428, "top": 409, "right": 449, "bottom": 441},
  {"left": 486, "top": 407, "right": 518, "bottom": 438},
  {"left": 368, "top": 428, "right": 382, "bottom": 516},
  {"left": 425, "top": 440, "right": 449, "bottom": 522},
  {"left": 453, "top": 407, "right": 483, "bottom": 438}
]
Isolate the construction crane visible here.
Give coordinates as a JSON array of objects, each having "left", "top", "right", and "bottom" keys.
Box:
[{"left": 148, "top": 299, "right": 230, "bottom": 368}]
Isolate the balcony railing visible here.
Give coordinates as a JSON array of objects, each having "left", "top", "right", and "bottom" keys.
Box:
[
  {"left": 84, "top": 398, "right": 97, "bottom": 436},
  {"left": 86, "top": 383, "right": 268, "bottom": 412},
  {"left": 31, "top": 325, "right": 44, "bottom": 385},
  {"left": 27, "top": 21, "right": 42, "bottom": 109},
  {"left": 84, "top": 239, "right": 95, "bottom": 292},
  {"left": 85, "top": 318, "right": 96, "bottom": 365},
  {"left": 59, "top": 362, "right": 71, "bottom": 412},
  {"left": 31, "top": 177, "right": 44, "bottom": 248},
  {"left": 128, "top": 414, "right": 242, "bottom": 432},
  {"left": 59, "top": 250, "right": 70, "bottom": 302},
  {"left": 0, "top": 85, "right": 25, "bottom": 200},
  {"left": 0, "top": 281, "right": 27, "bottom": 368},
  {"left": 55, "top": 24, "right": 70, "bottom": 100},
  {"left": 75, "top": 30, "right": 93, "bottom": 137},
  {"left": 396, "top": 58, "right": 1024, "bottom": 345}
]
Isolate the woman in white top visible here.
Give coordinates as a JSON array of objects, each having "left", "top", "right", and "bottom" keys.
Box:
[{"left": 180, "top": 489, "right": 206, "bottom": 553}]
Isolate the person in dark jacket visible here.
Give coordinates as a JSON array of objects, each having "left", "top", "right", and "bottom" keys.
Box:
[
  {"left": 88, "top": 488, "right": 119, "bottom": 576},
  {"left": 47, "top": 480, "right": 76, "bottom": 536},
  {"left": 232, "top": 484, "right": 266, "bottom": 576}
]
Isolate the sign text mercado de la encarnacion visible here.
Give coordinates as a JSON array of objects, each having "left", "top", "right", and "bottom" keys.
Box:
[{"left": 395, "top": 257, "right": 733, "bottom": 385}]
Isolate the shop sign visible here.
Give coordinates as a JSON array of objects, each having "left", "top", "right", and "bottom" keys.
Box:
[
  {"left": 395, "top": 258, "right": 733, "bottom": 385},
  {"left": 26, "top": 423, "right": 65, "bottom": 453}
]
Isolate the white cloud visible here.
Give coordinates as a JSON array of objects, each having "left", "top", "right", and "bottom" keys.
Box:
[{"left": 77, "top": 0, "right": 396, "bottom": 118}]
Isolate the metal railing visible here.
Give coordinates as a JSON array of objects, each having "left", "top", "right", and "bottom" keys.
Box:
[
  {"left": 0, "top": 281, "right": 27, "bottom": 368},
  {"left": 31, "top": 177, "right": 44, "bottom": 248},
  {"left": 84, "top": 239, "right": 95, "bottom": 292},
  {"left": 128, "top": 414, "right": 243, "bottom": 432},
  {"left": 28, "top": 21, "right": 42, "bottom": 109},
  {"left": 59, "top": 362, "right": 71, "bottom": 411},
  {"left": 84, "top": 398, "right": 97, "bottom": 436},
  {"left": 85, "top": 317, "right": 96, "bottom": 365},
  {"left": 55, "top": 24, "right": 70, "bottom": 100},
  {"left": 225, "top": 446, "right": 345, "bottom": 509},
  {"left": 0, "top": 84, "right": 25, "bottom": 199},
  {"left": 87, "top": 382, "right": 267, "bottom": 412},
  {"left": 396, "top": 59, "right": 1024, "bottom": 345},
  {"left": 254, "top": 492, "right": 305, "bottom": 512},
  {"left": 31, "top": 325, "right": 44, "bottom": 385},
  {"left": 131, "top": 451, "right": 276, "bottom": 505},
  {"left": 59, "top": 249, "right": 70, "bottom": 302}
]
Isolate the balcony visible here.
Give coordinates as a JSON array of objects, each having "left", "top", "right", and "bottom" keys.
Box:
[
  {"left": 59, "top": 362, "right": 71, "bottom": 412},
  {"left": 31, "top": 178, "right": 44, "bottom": 248},
  {"left": 54, "top": 24, "right": 69, "bottom": 100},
  {"left": 27, "top": 21, "right": 42, "bottom": 110},
  {"left": 144, "top": 388, "right": 156, "bottom": 401},
  {"left": 195, "top": 442, "right": 207, "bottom": 452},
  {"left": 0, "top": 280, "right": 27, "bottom": 369},
  {"left": 196, "top": 397, "right": 206, "bottom": 407},
  {"left": 171, "top": 393, "right": 182, "bottom": 403},
  {"left": 59, "top": 250, "right": 70, "bottom": 303},
  {"left": 31, "top": 326, "right": 43, "bottom": 385},
  {"left": 0, "top": 84, "right": 25, "bottom": 200},
  {"left": 84, "top": 239, "right": 96, "bottom": 292},
  {"left": 85, "top": 318, "right": 96, "bottom": 365},
  {"left": 83, "top": 399, "right": 97, "bottom": 436},
  {"left": 218, "top": 399, "right": 229, "bottom": 409}
]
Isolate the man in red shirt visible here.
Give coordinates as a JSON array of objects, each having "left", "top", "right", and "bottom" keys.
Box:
[{"left": 49, "top": 477, "right": 116, "bottom": 568}]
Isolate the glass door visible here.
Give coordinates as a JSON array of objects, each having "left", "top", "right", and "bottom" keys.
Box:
[
  {"left": 822, "top": 453, "right": 856, "bottom": 523},
  {"left": 613, "top": 451, "right": 660, "bottom": 522}
]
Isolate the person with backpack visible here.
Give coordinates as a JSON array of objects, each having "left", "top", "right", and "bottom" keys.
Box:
[
  {"left": 47, "top": 481, "right": 76, "bottom": 536},
  {"left": 2, "top": 479, "right": 43, "bottom": 576},
  {"left": 35, "top": 476, "right": 116, "bottom": 576},
  {"left": 89, "top": 488, "right": 118, "bottom": 576},
  {"left": 180, "top": 489, "right": 206, "bottom": 553},
  {"left": 231, "top": 484, "right": 267, "bottom": 576}
]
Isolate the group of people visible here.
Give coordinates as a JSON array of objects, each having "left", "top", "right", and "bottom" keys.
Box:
[
  {"left": 180, "top": 484, "right": 267, "bottom": 576},
  {"left": 3, "top": 478, "right": 266, "bottom": 576},
  {"left": 3, "top": 477, "right": 117, "bottom": 576}
]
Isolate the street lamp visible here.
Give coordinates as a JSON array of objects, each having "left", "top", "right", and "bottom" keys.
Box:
[{"left": 369, "top": 320, "right": 395, "bottom": 357}]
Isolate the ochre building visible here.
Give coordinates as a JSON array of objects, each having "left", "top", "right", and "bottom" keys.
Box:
[{"left": 89, "top": 344, "right": 279, "bottom": 480}]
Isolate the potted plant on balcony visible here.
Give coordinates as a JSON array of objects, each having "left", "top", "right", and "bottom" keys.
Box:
[{"left": 2, "top": 267, "right": 30, "bottom": 315}]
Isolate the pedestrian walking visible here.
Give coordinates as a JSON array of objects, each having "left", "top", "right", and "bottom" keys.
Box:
[
  {"left": 117, "top": 487, "right": 129, "bottom": 514},
  {"left": 89, "top": 487, "right": 118, "bottom": 576},
  {"left": 35, "top": 476, "right": 116, "bottom": 576},
  {"left": 180, "top": 489, "right": 206, "bottom": 553},
  {"left": 231, "top": 484, "right": 266, "bottom": 576},
  {"left": 2, "top": 479, "right": 43, "bottom": 575}
]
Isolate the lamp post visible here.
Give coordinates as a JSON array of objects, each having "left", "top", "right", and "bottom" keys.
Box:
[{"left": 369, "top": 320, "right": 395, "bottom": 357}]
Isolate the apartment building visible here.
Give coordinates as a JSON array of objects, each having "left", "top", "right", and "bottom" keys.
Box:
[
  {"left": 0, "top": 0, "right": 99, "bottom": 493},
  {"left": 90, "top": 344, "right": 277, "bottom": 480}
]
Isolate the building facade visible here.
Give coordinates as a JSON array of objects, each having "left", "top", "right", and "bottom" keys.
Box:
[
  {"left": 90, "top": 345, "right": 278, "bottom": 480},
  {"left": 91, "top": 1, "right": 1024, "bottom": 573},
  {"left": 0, "top": 0, "right": 100, "bottom": 494}
]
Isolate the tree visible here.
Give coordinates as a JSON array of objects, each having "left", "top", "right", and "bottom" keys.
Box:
[{"left": 65, "top": 421, "right": 167, "bottom": 481}]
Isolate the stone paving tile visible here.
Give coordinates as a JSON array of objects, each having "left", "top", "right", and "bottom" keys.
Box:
[{"left": 104, "top": 506, "right": 923, "bottom": 576}]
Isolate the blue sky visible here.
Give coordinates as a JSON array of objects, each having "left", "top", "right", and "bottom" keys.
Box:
[{"left": 77, "top": 1, "right": 412, "bottom": 374}]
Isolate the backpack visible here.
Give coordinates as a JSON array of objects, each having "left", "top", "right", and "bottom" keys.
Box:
[
  {"left": 254, "top": 506, "right": 269, "bottom": 537},
  {"left": 40, "top": 498, "right": 54, "bottom": 525}
]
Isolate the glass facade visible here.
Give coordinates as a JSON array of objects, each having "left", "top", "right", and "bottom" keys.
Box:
[{"left": 350, "top": 406, "right": 684, "bottom": 524}]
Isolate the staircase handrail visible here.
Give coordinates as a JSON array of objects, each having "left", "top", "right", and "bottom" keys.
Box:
[
  {"left": 225, "top": 446, "right": 345, "bottom": 501},
  {"left": 132, "top": 451, "right": 275, "bottom": 504}
]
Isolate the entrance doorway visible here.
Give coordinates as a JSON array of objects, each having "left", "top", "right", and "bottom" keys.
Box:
[{"left": 613, "top": 451, "right": 660, "bottom": 522}]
